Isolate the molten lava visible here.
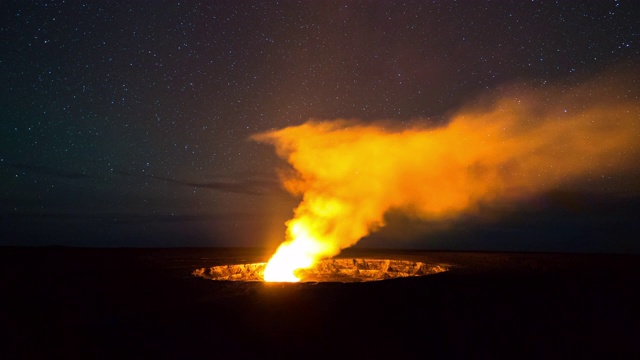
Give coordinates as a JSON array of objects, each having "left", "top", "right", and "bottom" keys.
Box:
[
  {"left": 263, "top": 217, "right": 340, "bottom": 282},
  {"left": 262, "top": 240, "right": 315, "bottom": 282},
  {"left": 254, "top": 69, "right": 639, "bottom": 282},
  {"left": 194, "top": 259, "right": 447, "bottom": 282}
]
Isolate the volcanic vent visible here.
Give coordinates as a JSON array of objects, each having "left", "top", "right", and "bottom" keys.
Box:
[{"left": 193, "top": 259, "right": 448, "bottom": 282}]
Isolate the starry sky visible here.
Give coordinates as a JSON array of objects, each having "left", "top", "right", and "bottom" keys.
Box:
[{"left": 2, "top": 1, "right": 639, "bottom": 251}]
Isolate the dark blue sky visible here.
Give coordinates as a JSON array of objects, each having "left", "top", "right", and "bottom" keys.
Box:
[{"left": 2, "top": 1, "right": 639, "bottom": 251}]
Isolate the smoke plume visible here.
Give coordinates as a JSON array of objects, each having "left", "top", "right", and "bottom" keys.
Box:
[{"left": 253, "top": 69, "right": 639, "bottom": 279}]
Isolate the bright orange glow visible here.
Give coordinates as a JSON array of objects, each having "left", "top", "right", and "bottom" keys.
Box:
[
  {"left": 262, "top": 221, "right": 334, "bottom": 282},
  {"left": 255, "top": 69, "right": 640, "bottom": 282}
]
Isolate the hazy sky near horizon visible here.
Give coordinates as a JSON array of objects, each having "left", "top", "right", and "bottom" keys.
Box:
[{"left": 2, "top": 1, "right": 639, "bottom": 251}]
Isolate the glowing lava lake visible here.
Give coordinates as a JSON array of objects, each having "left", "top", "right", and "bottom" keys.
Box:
[{"left": 193, "top": 258, "right": 448, "bottom": 283}]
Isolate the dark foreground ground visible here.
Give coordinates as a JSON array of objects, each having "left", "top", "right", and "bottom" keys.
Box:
[{"left": 1, "top": 247, "right": 639, "bottom": 359}]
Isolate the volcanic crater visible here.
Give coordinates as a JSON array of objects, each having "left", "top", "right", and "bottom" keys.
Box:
[{"left": 193, "top": 258, "right": 448, "bottom": 282}]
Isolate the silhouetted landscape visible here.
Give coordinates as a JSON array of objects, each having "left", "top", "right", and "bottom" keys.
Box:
[{"left": 2, "top": 247, "right": 639, "bottom": 358}]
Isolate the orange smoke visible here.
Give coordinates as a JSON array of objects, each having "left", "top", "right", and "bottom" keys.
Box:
[{"left": 254, "top": 70, "right": 639, "bottom": 282}]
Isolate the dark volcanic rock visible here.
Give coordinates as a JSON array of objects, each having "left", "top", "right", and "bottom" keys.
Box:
[{"left": 5, "top": 248, "right": 640, "bottom": 358}]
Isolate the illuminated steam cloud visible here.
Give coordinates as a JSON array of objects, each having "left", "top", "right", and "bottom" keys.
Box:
[{"left": 253, "top": 70, "right": 639, "bottom": 282}]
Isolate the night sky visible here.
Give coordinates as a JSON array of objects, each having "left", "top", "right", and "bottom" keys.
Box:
[{"left": 2, "top": 1, "right": 639, "bottom": 251}]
